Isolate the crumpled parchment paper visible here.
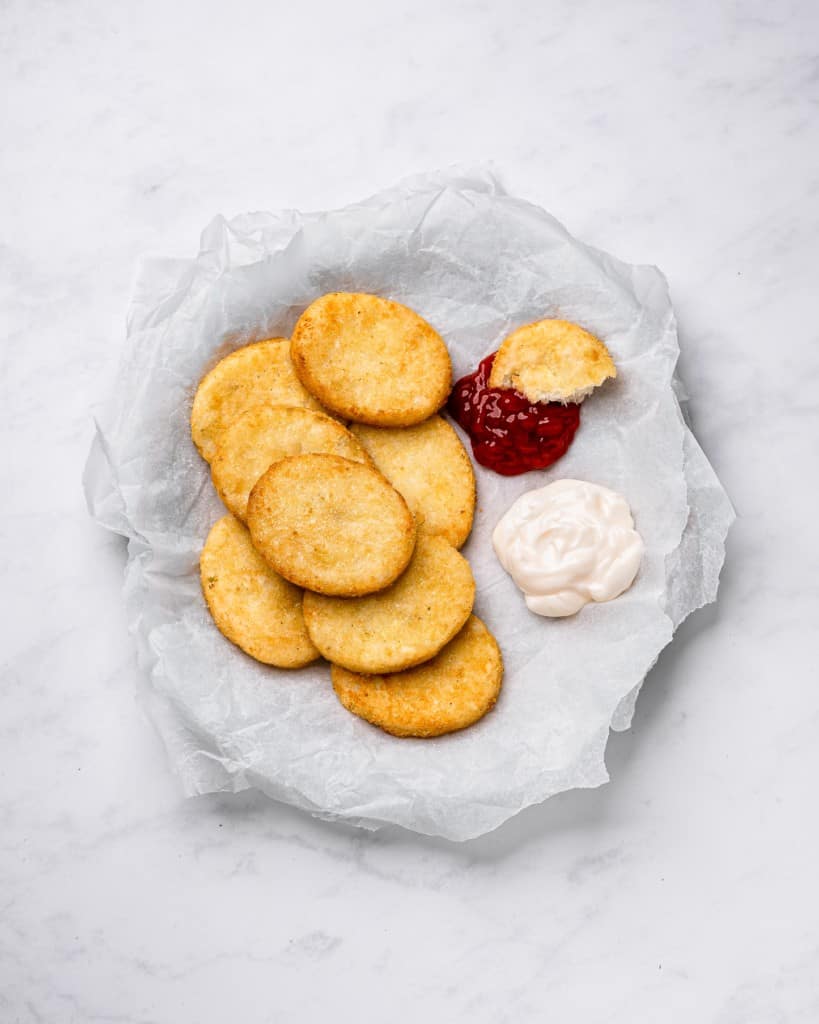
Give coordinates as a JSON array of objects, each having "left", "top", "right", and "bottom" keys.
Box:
[{"left": 84, "top": 168, "right": 734, "bottom": 841}]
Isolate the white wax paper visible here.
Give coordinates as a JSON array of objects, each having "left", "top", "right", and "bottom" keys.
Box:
[{"left": 84, "top": 168, "right": 733, "bottom": 841}]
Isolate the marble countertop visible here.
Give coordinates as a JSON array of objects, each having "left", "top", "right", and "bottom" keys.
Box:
[{"left": 3, "top": 1, "right": 818, "bottom": 1020}]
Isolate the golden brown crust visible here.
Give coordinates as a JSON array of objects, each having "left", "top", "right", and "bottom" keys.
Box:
[
  {"left": 331, "top": 616, "right": 502, "bottom": 737},
  {"left": 190, "top": 338, "right": 330, "bottom": 463},
  {"left": 302, "top": 534, "right": 475, "bottom": 674},
  {"left": 200, "top": 514, "right": 319, "bottom": 668},
  {"left": 211, "top": 405, "right": 370, "bottom": 522},
  {"left": 246, "top": 454, "right": 416, "bottom": 596},
  {"left": 290, "top": 293, "right": 452, "bottom": 426},
  {"left": 488, "top": 319, "right": 616, "bottom": 404},
  {"left": 351, "top": 416, "right": 476, "bottom": 548}
]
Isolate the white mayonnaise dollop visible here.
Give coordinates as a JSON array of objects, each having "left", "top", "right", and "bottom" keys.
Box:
[{"left": 492, "top": 479, "right": 644, "bottom": 617}]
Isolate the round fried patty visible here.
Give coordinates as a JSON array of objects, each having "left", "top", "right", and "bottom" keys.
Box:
[
  {"left": 246, "top": 453, "right": 416, "bottom": 596},
  {"left": 200, "top": 514, "right": 319, "bottom": 667},
  {"left": 331, "top": 616, "right": 502, "bottom": 737},
  {"left": 302, "top": 533, "right": 474, "bottom": 674},
  {"left": 291, "top": 293, "right": 452, "bottom": 426}
]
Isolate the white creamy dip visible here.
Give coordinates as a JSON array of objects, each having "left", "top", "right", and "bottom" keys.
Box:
[{"left": 492, "top": 479, "right": 644, "bottom": 617}]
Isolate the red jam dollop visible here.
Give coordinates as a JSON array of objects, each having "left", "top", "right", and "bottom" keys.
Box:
[{"left": 447, "top": 353, "right": 581, "bottom": 476}]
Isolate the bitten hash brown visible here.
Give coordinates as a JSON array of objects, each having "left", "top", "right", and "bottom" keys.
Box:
[
  {"left": 246, "top": 453, "right": 416, "bottom": 596},
  {"left": 191, "top": 338, "right": 328, "bottom": 462},
  {"left": 302, "top": 533, "right": 475, "bottom": 674},
  {"left": 488, "top": 319, "right": 616, "bottom": 404},
  {"left": 331, "top": 616, "right": 502, "bottom": 737},
  {"left": 290, "top": 293, "right": 452, "bottom": 426},
  {"left": 200, "top": 514, "right": 319, "bottom": 667},
  {"left": 211, "top": 405, "right": 371, "bottom": 522},
  {"left": 351, "top": 415, "right": 475, "bottom": 548}
]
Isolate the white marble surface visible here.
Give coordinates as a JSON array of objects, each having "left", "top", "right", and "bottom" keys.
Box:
[{"left": 2, "top": 1, "right": 818, "bottom": 1020}]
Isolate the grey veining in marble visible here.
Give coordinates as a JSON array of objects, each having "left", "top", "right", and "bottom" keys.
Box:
[{"left": 2, "top": 0, "right": 818, "bottom": 1021}]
